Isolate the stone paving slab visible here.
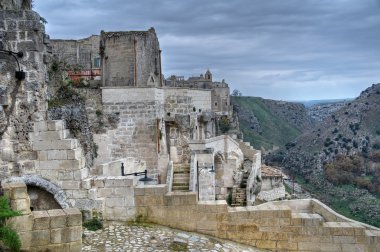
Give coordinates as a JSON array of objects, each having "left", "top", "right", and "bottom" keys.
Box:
[{"left": 82, "top": 222, "right": 267, "bottom": 252}]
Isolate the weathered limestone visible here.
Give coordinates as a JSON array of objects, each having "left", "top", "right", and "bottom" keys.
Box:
[
  {"left": 3, "top": 181, "right": 82, "bottom": 251},
  {"left": 134, "top": 186, "right": 380, "bottom": 252}
]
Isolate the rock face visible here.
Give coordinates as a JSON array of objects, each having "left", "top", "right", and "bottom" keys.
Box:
[
  {"left": 260, "top": 98, "right": 313, "bottom": 131},
  {"left": 307, "top": 101, "right": 349, "bottom": 122},
  {"left": 267, "top": 83, "right": 380, "bottom": 227},
  {"left": 0, "top": 3, "right": 50, "bottom": 179},
  {"left": 0, "top": 0, "right": 32, "bottom": 10}
]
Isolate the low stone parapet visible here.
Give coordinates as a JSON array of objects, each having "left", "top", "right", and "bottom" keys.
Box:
[{"left": 2, "top": 181, "right": 82, "bottom": 251}]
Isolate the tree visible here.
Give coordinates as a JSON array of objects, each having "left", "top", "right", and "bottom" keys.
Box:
[
  {"left": 231, "top": 89, "right": 242, "bottom": 96},
  {"left": 0, "top": 196, "right": 22, "bottom": 251}
]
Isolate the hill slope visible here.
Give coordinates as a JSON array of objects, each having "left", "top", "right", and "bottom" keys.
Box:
[
  {"left": 267, "top": 83, "right": 380, "bottom": 227},
  {"left": 231, "top": 96, "right": 311, "bottom": 151}
]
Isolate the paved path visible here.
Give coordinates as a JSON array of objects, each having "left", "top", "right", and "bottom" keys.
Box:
[{"left": 82, "top": 222, "right": 266, "bottom": 252}]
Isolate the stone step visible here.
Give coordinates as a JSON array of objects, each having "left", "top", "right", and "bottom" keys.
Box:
[
  {"left": 29, "top": 129, "right": 70, "bottom": 141},
  {"left": 291, "top": 213, "right": 324, "bottom": 226},
  {"left": 32, "top": 139, "right": 79, "bottom": 151},
  {"left": 174, "top": 169, "right": 190, "bottom": 174},
  {"left": 323, "top": 222, "right": 366, "bottom": 236},
  {"left": 47, "top": 120, "right": 66, "bottom": 131},
  {"left": 172, "top": 185, "right": 189, "bottom": 191},
  {"left": 172, "top": 177, "right": 189, "bottom": 183}
]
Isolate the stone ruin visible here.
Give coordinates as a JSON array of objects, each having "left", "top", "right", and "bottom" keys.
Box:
[{"left": 0, "top": 1, "right": 379, "bottom": 251}]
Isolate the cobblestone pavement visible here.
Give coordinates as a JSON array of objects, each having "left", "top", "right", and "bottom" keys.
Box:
[{"left": 82, "top": 223, "right": 266, "bottom": 252}]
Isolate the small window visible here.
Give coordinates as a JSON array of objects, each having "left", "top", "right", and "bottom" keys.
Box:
[
  {"left": 215, "top": 102, "right": 217, "bottom": 106},
  {"left": 94, "top": 56, "right": 101, "bottom": 68}
]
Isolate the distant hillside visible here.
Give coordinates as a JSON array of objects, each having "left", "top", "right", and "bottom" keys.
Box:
[
  {"left": 231, "top": 96, "right": 311, "bottom": 152},
  {"left": 299, "top": 98, "right": 354, "bottom": 108},
  {"left": 266, "top": 83, "right": 380, "bottom": 227}
]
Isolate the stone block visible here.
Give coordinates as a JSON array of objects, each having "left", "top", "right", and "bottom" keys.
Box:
[
  {"left": 6, "top": 214, "right": 33, "bottom": 232},
  {"left": 81, "top": 178, "right": 93, "bottom": 189},
  {"left": 67, "top": 148, "right": 82, "bottom": 160},
  {"left": 276, "top": 241, "right": 297, "bottom": 250},
  {"left": 320, "top": 243, "right": 343, "bottom": 251},
  {"left": 114, "top": 187, "right": 134, "bottom": 197},
  {"left": 63, "top": 208, "right": 82, "bottom": 226},
  {"left": 50, "top": 228, "right": 67, "bottom": 244},
  {"left": 88, "top": 188, "right": 97, "bottom": 200},
  {"left": 9, "top": 182, "right": 28, "bottom": 200},
  {"left": 31, "top": 229, "right": 50, "bottom": 246},
  {"left": 47, "top": 120, "right": 65, "bottom": 131},
  {"left": 61, "top": 181, "right": 80, "bottom": 190},
  {"left": 65, "top": 226, "right": 82, "bottom": 242},
  {"left": 134, "top": 186, "right": 145, "bottom": 196},
  {"left": 298, "top": 242, "right": 322, "bottom": 251},
  {"left": 196, "top": 220, "right": 217, "bottom": 231},
  {"left": 33, "top": 121, "right": 47, "bottom": 132},
  {"left": 32, "top": 139, "right": 78, "bottom": 151},
  {"left": 105, "top": 197, "right": 125, "bottom": 207},
  {"left": 104, "top": 177, "right": 134, "bottom": 187},
  {"left": 255, "top": 240, "right": 277, "bottom": 249},
  {"left": 47, "top": 149, "right": 67, "bottom": 160},
  {"left": 11, "top": 198, "right": 31, "bottom": 214},
  {"left": 48, "top": 209, "right": 67, "bottom": 228},
  {"left": 73, "top": 168, "right": 88, "bottom": 180},
  {"left": 37, "top": 151, "right": 47, "bottom": 161},
  {"left": 72, "top": 189, "right": 88, "bottom": 199},
  {"left": 18, "top": 231, "right": 32, "bottom": 250},
  {"left": 69, "top": 241, "right": 82, "bottom": 252},
  {"left": 58, "top": 170, "right": 73, "bottom": 180},
  {"left": 97, "top": 188, "right": 112, "bottom": 198},
  {"left": 33, "top": 211, "right": 50, "bottom": 230},
  {"left": 93, "top": 178, "right": 105, "bottom": 188}
]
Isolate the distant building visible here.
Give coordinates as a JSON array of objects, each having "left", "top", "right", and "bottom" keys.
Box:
[
  {"left": 257, "top": 165, "right": 286, "bottom": 202},
  {"left": 165, "top": 70, "right": 231, "bottom": 115}
]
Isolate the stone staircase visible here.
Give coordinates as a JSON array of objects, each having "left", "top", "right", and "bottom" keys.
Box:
[
  {"left": 29, "top": 120, "right": 88, "bottom": 189},
  {"left": 231, "top": 172, "right": 249, "bottom": 206},
  {"left": 172, "top": 164, "right": 190, "bottom": 191}
]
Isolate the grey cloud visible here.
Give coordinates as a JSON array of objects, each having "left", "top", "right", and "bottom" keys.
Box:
[{"left": 34, "top": 0, "right": 380, "bottom": 100}]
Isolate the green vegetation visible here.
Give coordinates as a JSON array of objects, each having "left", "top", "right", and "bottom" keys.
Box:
[
  {"left": 218, "top": 116, "right": 231, "bottom": 133},
  {"left": 48, "top": 85, "right": 84, "bottom": 109},
  {"left": 169, "top": 241, "right": 188, "bottom": 251},
  {"left": 231, "top": 97, "right": 301, "bottom": 150},
  {"left": 127, "top": 214, "right": 153, "bottom": 228},
  {"left": 324, "top": 154, "right": 380, "bottom": 195},
  {"left": 83, "top": 217, "right": 103, "bottom": 231},
  {"left": 0, "top": 196, "right": 22, "bottom": 252}
]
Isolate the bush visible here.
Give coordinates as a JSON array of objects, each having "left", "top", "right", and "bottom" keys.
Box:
[
  {"left": 219, "top": 116, "right": 231, "bottom": 133},
  {"left": 0, "top": 196, "right": 22, "bottom": 251},
  {"left": 83, "top": 217, "right": 103, "bottom": 231}
]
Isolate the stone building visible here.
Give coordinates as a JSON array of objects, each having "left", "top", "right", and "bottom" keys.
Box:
[
  {"left": 165, "top": 71, "right": 231, "bottom": 116},
  {"left": 1, "top": 1, "right": 380, "bottom": 251},
  {"left": 50, "top": 35, "right": 101, "bottom": 81},
  {"left": 257, "top": 165, "right": 286, "bottom": 202},
  {"left": 100, "top": 28, "right": 162, "bottom": 87}
]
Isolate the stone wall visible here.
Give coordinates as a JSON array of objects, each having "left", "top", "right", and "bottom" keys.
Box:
[
  {"left": 101, "top": 28, "right": 162, "bottom": 87},
  {"left": 50, "top": 35, "right": 100, "bottom": 69},
  {"left": 2, "top": 181, "right": 82, "bottom": 251},
  {"left": 0, "top": 5, "right": 50, "bottom": 180},
  {"left": 135, "top": 188, "right": 380, "bottom": 252}
]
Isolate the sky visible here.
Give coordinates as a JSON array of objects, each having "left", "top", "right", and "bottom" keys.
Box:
[{"left": 34, "top": 0, "right": 380, "bottom": 101}]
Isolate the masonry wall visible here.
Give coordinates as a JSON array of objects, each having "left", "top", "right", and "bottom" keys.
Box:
[
  {"left": 135, "top": 188, "right": 380, "bottom": 252},
  {"left": 3, "top": 181, "right": 82, "bottom": 251},
  {"left": 0, "top": 6, "right": 50, "bottom": 180},
  {"left": 101, "top": 28, "right": 161, "bottom": 87},
  {"left": 98, "top": 87, "right": 163, "bottom": 177},
  {"left": 50, "top": 35, "right": 100, "bottom": 69}
]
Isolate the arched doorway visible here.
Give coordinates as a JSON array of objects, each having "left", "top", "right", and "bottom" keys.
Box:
[{"left": 4, "top": 175, "right": 71, "bottom": 209}]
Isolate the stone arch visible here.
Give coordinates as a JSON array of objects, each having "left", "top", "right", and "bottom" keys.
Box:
[{"left": 4, "top": 175, "right": 71, "bottom": 208}]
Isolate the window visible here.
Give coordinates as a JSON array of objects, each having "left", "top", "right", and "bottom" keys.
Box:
[{"left": 94, "top": 56, "right": 101, "bottom": 68}]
